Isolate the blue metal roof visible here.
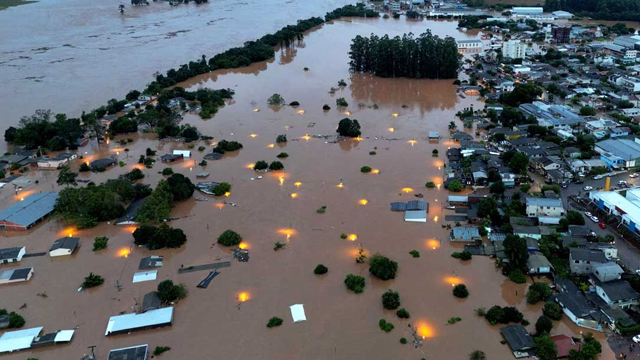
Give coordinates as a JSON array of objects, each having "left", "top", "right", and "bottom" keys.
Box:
[{"left": 0, "top": 192, "right": 58, "bottom": 228}]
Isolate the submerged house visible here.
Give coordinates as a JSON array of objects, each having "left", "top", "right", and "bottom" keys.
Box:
[
  {"left": 107, "top": 344, "right": 149, "bottom": 360},
  {"left": 500, "top": 324, "right": 535, "bottom": 358},
  {"left": 0, "top": 268, "right": 33, "bottom": 285},
  {"left": 49, "top": 237, "right": 79, "bottom": 257},
  {"left": 0, "top": 192, "right": 58, "bottom": 231},
  {"left": 115, "top": 197, "right": 148, "bottom": 226},
  {"left": 450, "top": 227, "right": 481, "bottom": 242},
  {"left": 0, "top": 247, "right": 26, "bottom": 264},
  {"left": 105, "top": 307, "right": 174, "bottom": 336}
]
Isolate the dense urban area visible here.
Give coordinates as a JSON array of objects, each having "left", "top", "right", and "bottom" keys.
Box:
[{"left": 5, "top": 0, "right": 640, "bottom": 359}]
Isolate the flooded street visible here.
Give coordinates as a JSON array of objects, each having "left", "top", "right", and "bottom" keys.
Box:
[{"left": 0, "top": 13, "right": 616, "bottom": 360}]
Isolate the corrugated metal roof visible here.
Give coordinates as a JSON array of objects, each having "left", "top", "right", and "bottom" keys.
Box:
[
  {"left": 390, "top": 202, "right": 407, "bottom": 211},
  {"left": 0, "top": 192, "right": 58, "bottom": 228},
  {"left": 105, "top": 307, "right": 173, "bottom": 335},
  {"left": 0, "top": 326, "right": 42, "bottom": 353},
  {"left": 406, "top": 200, "right": 428, "bottom": 211}
]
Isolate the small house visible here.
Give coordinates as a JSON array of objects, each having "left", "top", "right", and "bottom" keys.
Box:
[
  {"left": 450, "top": 227, "right": 481, "bottom": 242},
  {"left": 139, "top": 256, "right": 164, "bottom": 270},
  {"left": 172, "top": 150, "right": 191, "bottom": 159},
  {"left": 569, "top": 248, "right": 607, "bottom": 275},
  {"left": 512, "top": 225, "right": 541, "bottom": 240},
  {"left": 590, "top": 276, "right": 639, "bottom": 309},
  {"left": 107, "top": 344, "right": 149, "bottom": 360},
  {"left": 525, "top": 197, "right": 565, "bottom": 218},
  {"left": 90, "top": 158, "right": 116, "bottom": 171},
  {"left": 142, "top": 292, "right": 161, "bottom": 313},
  {"left": 592, "top": 262, "right": 623, "bottom": 283},
  {"left": 49, "top": 237, "right": 79, "bottom": 257},
  {"left": 527, "top": 252, "right": 552, "bottom": 274},
  {"left": 0, "top": 246, "right": 26, "bottom": 264},
  {"left": 105, "top": 307, "right": 174, "bottom": 336},
  {"left": 160, "top": 154, "right": 183, "bottom": 163},
  {"left": 115, "top": 198, "right": 148, "bottom": 226},
  {"left": 500, "top": 324, "right": 535, "bottom": 358},
  {"left": 0, "top": 267, "right": 33, "bottom": 285},
  {"left": 550, "top": 335, "right": 579, "bottom": 358}
]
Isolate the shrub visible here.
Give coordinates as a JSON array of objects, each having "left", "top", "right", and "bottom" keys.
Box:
[
  {"left": 484, "top": 306, "right": 523, "bottom": 325},
  {"left": 382, "top": 290, "right": 401, "bottom": 310},
  {"left": 369, "top": 151, "right": 376, "bottom": 155},
  {"left": 289, "top": 101, "right": 300, "bottom": 106},
  {"left": 527, "top": 282, "right": 552, "bottom": 304},
  {"left": 93, "top": 236, "right": 109, "bottom": 251},
  {"left": 133, "top": 224, "right": 187, "bottom": 249},
  {"left": 378, "top": 319, "right": 394, "bottom": 332},
  {"left": 508, "top": 269, "right": 527, "bottom": 284},
  {"left": 316, "top": 205, "right": 327, "bottom": 214},
  {"left": 345, "top": 274, "right": 365, "bottom": 293},
  {"left": 162, "top": 167, "right": 174, "bottom": 175},
  {"left": 447, "top": 179, "right": 464, "bottom": 192},
  {"left": 338, "top": 79, "right": 347, "bottom": 86},
  {"left": 451, "top": 251, "right": 472, "bottom": 260},
  {"left": 274, "top": 242, "right": 286, "bottom": 251},
  {"left": 409, "top": 250, "right": 420, "bottom": 258},
  {"left": 360, "top": 166, "right": 372, "bottom": 173},
  {"left": 82, "top": 273, "right": 104, "bottom": 288},
  {"left": 448, "top": 317, "right": 462, "bottom": 324},
  {"left": 369, "top": 254, "right": 398, "bottom": 280},
  {"left": 340, "top": 233, "right": 348, "bottom": 239},
  {"left": 314, "top": 264, "right": 328, "bottom": 275},
  {"left": 218, "top": 230, "right": 242, "bottom": 246},
  {"left": 269, "top": 161, "right": 284, "bottom": 171},
  {"left": 2, "top": 311, "right": 25, "bottom": 328},
  {"left": 79, "top": 162, "right": 90, "bottom": 172},
  {"left": 322, "top": 104, "right": 331, "bottom": 110},
  {"left": 535, "top": 315, "right": 553, "bottom": 335},
  {"left": 212, "top": 182, "right": 231, "bottom": 196},
  {"left": 469, "top": 350, "right": 487, "bottom": 360},
  {"left": 198, "top": 146, "right": 206, "bottom": 152},
  {"left": 475, "top": 307, "right": 486, "bottom": 317},
  {"left": 254, "top": 160, "right": 268, "bottom": 170},
  {"left": 426, "top": 181, "right": 435, "bottom": 188},
  {"left": 276, "top": 134, "right": 287, "bottom": 143},
  {"left": 213, "top": 140, "right": 243, "bottom": 154},
  {"left": 432, "top": 149, "right": 439, "bottom": 157},
  {"left": 336, "top": 97, "right": 349, "bottom": 107},
  {"left": 542, "top": 302, "right": 563, "bottom": 320},
  {"left": 400, "top": 337, "right": 407, "bottom": 344},
  {"left": 336, "top": 118, "right": 361, "bottom": 137},
  {"left": 199, "top": 160, "right": 207, "bottom": 166},
  {"left": 267, "top": 317, "right": 284, "bottom": 328},
  {"left": 396, "top": 308, "right": 410, "bottom": 319},
  {"left": 453, "top": 284, "right": 469, "bottom": 298},
  {"left": 268, "top": 93, "right": 285, "bottom": 106},
  {"left": 520, "top": 184, "right": 531, "bottom": 193},
  {"left": 146, "top": 148, "right": 156, "bottom": 156},
  {"left": 153, "top": 346, "right": 171, "bottom": 356},
  {"left": 276, "top": 152, "right": 289, "bottom": 158},
  {"left": 157, "top": 279, "right": 187, "bottom": 303}
]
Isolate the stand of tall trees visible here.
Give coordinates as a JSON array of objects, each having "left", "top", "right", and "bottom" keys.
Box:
[
  {"left": 544, "top": 0, "right": 640, "bottom": 21},
  {"left": 348, "top": 31, "right": 461, "bottom": 79}
]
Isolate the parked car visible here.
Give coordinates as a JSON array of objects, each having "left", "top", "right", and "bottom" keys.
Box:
[
  {"left": 446, "top": 205, "right": 455, "bottom": 210},
  {"left": 583, "top": 186, "right": 593, "bottom": 191},
  {"left": 630, "top": 173, "right": 639, "bottom": 178},
  {"left": 590, "top": 215, "right": 599, "bottom": 223},
  {"left": 618, "top": 180, "right": 628, "bottom": 185},
  {"left": 599, "top": 222, "right": 606, "bottom": 229},
  {"left": 634, "top": 334, "right": 640, "bottom": 343},
  {"left": 594, "top": 175, "right": 604, "bottom": 180},
  {"left": 584, "top": 212, "right": 592, "bottom": 217}
]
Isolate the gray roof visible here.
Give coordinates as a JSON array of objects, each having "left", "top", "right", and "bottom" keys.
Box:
[
  {"left": 592, "top": 277, "right": 639, "bottom": 302},
  {"left": 8, "top": 268, "right": 32, "bottom": 280},
  {"left": 568, "top": 225, "right": 591, "bottom": 237},
  {"left": 592, "top": 262, "right": 623, "bottom": 276},
  {"left": 513, "top": 225, "right": 541, "bottom": 235},
  {"left": 50, "top": 237, "right": 79, "bottom": 252},
  {"left": 107, "top": 345, "right": 149, "bottom": 360},
  {"left": 115, "top": 197, "right": 148, "bottom": 225},
  {"left": 500, "top": 324, "right": 535, "bottom": 352},
  {"left": 0, "top": 192, "right": 58, "bottom": 228},
  {"left": 527, "top": 252, "right": 552, "bottom": 269},
  {"left": 142, "top": 292, "right": 161, "bottom": 312},
  {"left": 0, "top": 247, "right": 24, "bottom": 261},
  {"left": 570, "top": 248, "right": 607, "bottom": 263},
  {"left": 452, "top": 227, "right": 480, "bottom": 240},
  {"left": 552, "top": 291, "right": 597, "bottom": 319},
  {"left": 526, "top": 197, "right": 563, "bottom": 208},
  {"left": 406, "top": 200, "right": 428, "bottom": 211},
  {"left": 90, "top": 158, "right": 117, "bottom": 168},
  {"left": 390, "top": 202, "right": 407, "bottom": 211},
  {"left": 562, "top": 236, "right": 588, "bottom": 248},
  {"left": 597, "top": 139, "right": 640, "bottom": 161},
  {"left": 139, "top": 256, "right": 163, "bottom": 270}
]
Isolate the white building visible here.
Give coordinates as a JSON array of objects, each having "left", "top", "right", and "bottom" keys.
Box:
[
  {"left": 590, "top": 189, "right": 640, "bottom": 234},
  {"left": 172, "top": 150, "right": 191, "bottom": 159},
  {"left": 526, "top": 197, "right": 565, "bottom": 218},
  {"left": 0, "top": 268, "right": 33, "bottom": 285},
  {"left": 49, "top": 237, "right": 79, "bottom": 257},
  {"left": 457, "top": 40, "right": 483, "bottom": 54},
  {"left": 552, "top": 10, "right": 573, "bottom": 19},
  {"left": 511, "top": 7, "right": 543, "bottom": 16},
  {"left": 0, "top": 247, "right": 25, "bottom": 264},
  {"left": 502, "top": 40, "right": 527, "bottom": 59}
]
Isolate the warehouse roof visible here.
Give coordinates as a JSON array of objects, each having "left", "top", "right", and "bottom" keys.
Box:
[
  {"left": 105, "top": 307, "right": 173, "bottom": 335},
  {"left": 0, "top": 192, "right": 58, "bottom": 228}
]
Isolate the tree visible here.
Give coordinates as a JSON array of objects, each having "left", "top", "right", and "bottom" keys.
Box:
[
  {"left": 508, "top": 269, "right": 526, "bottom": 284},
  {"left": 109, "top": 116, "right": 138, "bottom": 135},
  {"left": 469, "top": 350, "right": 486, "bottom": 360},
  {"left": 82, "top": 273, "right": 104, "bottom": 288},
  {"left": 213, "top": 140, "right": 243, "bottom": 154},
  {"left": 369, "top": 254, "right": 398, "bottom": 280},
  {"left": 543, "top": 302, "right": 563, "bottom": 320},
  {"left": 396, "top": 308, "right": 410, "bottom": 318},
  {"left": 166, "top": 173, "right": 195, "bottom": 201},
  {"left": 218, "top": 230, "right": 242, "bottom": 246},
  {"left": 535, "top": 315, "right": 553, "bottom": 335},
  {"left": 534, "top": 335, "right": 558, "bottom": 360},
  {"left": 269, "top": 161, "right": 284, "bottom": 171},
  {"left": 501, "top": 83, "right": 542, "bottom": 107},
  {"left": 527, "top": 282, "right": 552, "bottom": 304},
  {"left": 489, "top": 180, "right": 505, "bottom": 195},
  {"left": 477, "top": 197, "right": 500, "bottom": 223},
  {"left": 382, "top": 290, "right": 401, "bottom": 309},
  {"left": 254, "top": 160, "right": 268, "bottom": 170},
  {"left": 157, "top": 280, "right": 187, "bottom": 303},
  {"left": 267, "top": 317, "right": 283, "bottom": 328},
  {"left": 453, "top": 284, "right": 469, "bottom": 298},
  {"left": 268, "top": 94, "right": 285, "bottom": 106},
  {"left": 93, "top": 236, "right": 109, "bottom": 251},
  {"left": 56, "top": 166, "right": 78, "bottom": 187},
  {"left": 276, "top": 134, "right": 287, "bottom": 143},
  {"left": 344, "top": 274, "right": 365, "bottom": 293},
  {"left": 566, "top": 210, "right": 585, "bottom": 225},
  {"left": 447, "top": 179, "right": 464, "bottom": 192},
  {"left": 213, "top": 182, "right": 231, "bottom": 196},
  {"left": 509, "top": 152, "right": 529, "bottom": 174},
  {"left": 579, "top": 106, "right": 596, "bottom": 116},
  {"left": 314, "top": 264, "right": 328, "bottom": 274},
  {"left": 135, "top": 180, "right": 173, "bottom": 223},
  {"left": 503, "top": 235, "right": 527, "bottom": 271},
  {"left": 337, "top": 118, "right": 361, "bottom": 137}
]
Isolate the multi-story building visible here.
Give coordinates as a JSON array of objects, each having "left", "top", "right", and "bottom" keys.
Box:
[{"left": 502, "top": 40, "right": 526, "bottom": 59}]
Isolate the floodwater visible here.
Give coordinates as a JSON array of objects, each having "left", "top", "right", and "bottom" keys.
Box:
[{"left": 0, "top": 15, "right": 616, "bottom": 360}]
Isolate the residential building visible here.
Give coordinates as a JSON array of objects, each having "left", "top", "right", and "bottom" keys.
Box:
[
  {"left": 527, "top": 252, "right": 552, "bottom": 275},
  {"left": 525, "top": 197, "right": 565, "bottom": 218},
  {"left": 590, "top": 276, "right": 639, "bottom": 308},
  {"left": 552, "top": 27, "right": 571, "bottom": 43},
  {"left": 105, "top": 307, "right": 174, "bottom": 336},
  {"left": 90, "top": 158, "right": 117, "bottom": 171},
  {"left": 500, "top": 324, "right": 535, "bottom": 358},
  {"left": 591, "top": 262, "right": 623, "bottom": 283},
  {"left": 550, "top": 335, "right": 580, "bottom": 358},
  {"left": 513, "top": 225, "right": 542, "bottom": 240},
  {"left": 569, "top": 248, "right": 608, "bottom": 275},
  {"left": 552, "top": 11, "right": 573, "bottom": 19},
  {"left": 0, "top": 247, "right": 25, "bottom": 264},
  {"left": 457, "top": 40, "right": 483, "bottom": 54},
  {"left": 107, "top": 344, "right": 149, "bottom": 360},
  {"left": 450, "top": 227, "right": 481, "bottom": 242},
  {"left": 115, "top": 198, "right": 149, "bottom": 226},
  {"left": 0, "top": 192, "right": 59, "bottom": 231},
  {"left": 0, "top": 267, "right": 33, "bottom": 285},
  {"left": 49, "top": 237, "right": 79, "bottom": 257},
  {"left": 502, "top": 40, "right": 527, "bottom": 59},
  {"left": 553, "top": 279, "right": 603, "bottom": 331}
]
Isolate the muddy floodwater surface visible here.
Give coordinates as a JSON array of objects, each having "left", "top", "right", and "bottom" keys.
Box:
[{"left": 0, "top": 13, "right": 615, "bottom": 360}]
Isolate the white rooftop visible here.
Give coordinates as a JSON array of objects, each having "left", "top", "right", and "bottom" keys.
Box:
[
  {"left": 105, "top": 307, "right": 173, "bottom": 335},
  {"left": 0, "top": 326, "right": 42, "bottom": 353},
  {"left": 593, "top": 191, "right": 640, "bottom": 226},
  {"left": 290, "top": 304, "right": 307, "bottom": 323},
  {"left": 132, "top": 270, "right": 158, "bottom": 283}
]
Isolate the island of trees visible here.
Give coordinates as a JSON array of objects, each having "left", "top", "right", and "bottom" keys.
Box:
[
  {"left": 544, "top": 0, "right": 640, "bottom": 22},
  {"left": 348, "top": 31, "right": 461, "bottom": 79}
]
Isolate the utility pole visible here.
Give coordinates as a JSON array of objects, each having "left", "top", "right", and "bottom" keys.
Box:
[{"left": 87, "top": 345, "right": 97, "bottom": 359}]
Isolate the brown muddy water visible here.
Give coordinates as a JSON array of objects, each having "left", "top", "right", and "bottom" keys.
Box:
[{"left": 1, "top": 16, "right": 615, "bottom": 360}]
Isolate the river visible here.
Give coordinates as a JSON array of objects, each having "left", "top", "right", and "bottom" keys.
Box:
[{"left": 0, "top": 6, "right": 616, "bottom": 360}]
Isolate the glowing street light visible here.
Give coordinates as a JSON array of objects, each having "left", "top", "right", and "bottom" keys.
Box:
[
  {"left": 402, "top": 187, "right": 414, "bottom": 193},
  {"left": 250, "top": 133, "right": 258, "bottom": 138},
  {"left": 302, "top": 134, "right": 311, "bottom": 141},
  {"left": 392, "top": 113, "right": 399, "bottom": 118},
  {"left": 336, "top": 182, "right": 344, "bottom": 189},
  {"left": 388, "top": 127, "right": 395, "bottom": 132},
  {"left": 290, "top": 193, "right": 298, "bottom": 199},
  {"left": 238, "top": 292, "right": 250, "bottom": 302},
  {"left": 348, "top": 234, "right": 358, "bottom": 241},
  {"left": 408, "top": 139, "right": 418, "bottom": 146},
  {"left": 359, "top": 199, "right": 368, "bottom": 206},
  {"left": 294, "top": 181, "right": 302, "bottom": 187},
  {"left": 268, "top": 143, "right": 275, "bottom": 148},
  {"left": 279, "top": 176, "right": 285, "bottom": 186}
]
